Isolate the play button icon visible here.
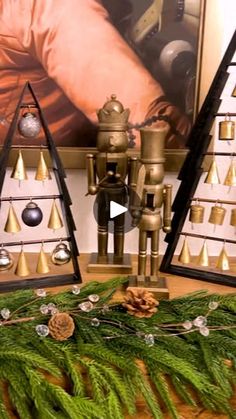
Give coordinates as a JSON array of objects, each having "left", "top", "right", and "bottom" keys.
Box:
[
  {"left": 92, "top": 186, "right": 142, "bottom": 234},
  {"left": 110, "top": 201, "right": 127, "bottom": 219}
]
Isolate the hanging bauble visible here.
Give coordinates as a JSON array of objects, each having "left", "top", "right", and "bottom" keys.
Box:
[
  {"left": 51, "top": 243, "right": 71, "bottom": 265},
  {"left": 0, "top": 248, "right": 14, "bottom": 271},
  {"left": 21, "top": 202, "right": 43, "bottom": 227},
  {"left": 18, "top": 112, "right": 41, "bottom": 138}
]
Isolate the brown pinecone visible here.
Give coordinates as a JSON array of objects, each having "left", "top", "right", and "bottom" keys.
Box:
[
  {"left": 48, "top": 312, "right": 75, "bottom": 341},
  {"left": 122, "top": 287, "right": 159, "bottom": 318}
]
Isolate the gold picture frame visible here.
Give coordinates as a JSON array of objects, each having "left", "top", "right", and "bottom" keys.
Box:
[{"left": 1, "top": 0, "right": 209, "bottom": 171}]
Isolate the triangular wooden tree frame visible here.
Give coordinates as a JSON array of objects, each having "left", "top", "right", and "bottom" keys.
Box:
[
  {"left": 160, "top": 30, "right": 236, "bottom": 287},
  {"left": 0, "top": 82, "right": 82, "bottom": 291}
]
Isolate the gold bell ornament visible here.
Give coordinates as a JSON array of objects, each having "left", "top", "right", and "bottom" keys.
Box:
[
  {"left": 47, "top": 200, "right": 63, "bottom": 230},
  {"left": 189, "top": 201, "right": 205, "bottom": 228},
  {"left": 0, "top": 246, "right": 14, "bottom": 271},
  {"left": 231, "top": 85, "right": 236, "bottom": 97},
  {"left": 208, "top": 204, "right": 226, "bottom": 229},
  {"left": 10, "top": 150, "right": 28, "bottom": 185},
  {"left": 230, "top": 208, "right": 236, "bottom": 234},
  {"left": 223, "top": 159, "right": 236, "bottom": 187},
  {"left": 219, "top": 114, "right": 235, "bottom": 141},
  {"left": 36, "top": 243, "right": 50, "bottom": 274},
  {"left": 15, "top": 245, "right": 30, "bottom": 277},
  {"left": 204, "top": 160, "right": 220, "bottom": 185},
  {"left": 216, "top": 244, "right": 230, "bottom": 271},
  {"left": 35, "top": 151, "right": 51, "bottom": 181},
  {"left": 51, "top": 242, "right": 71, "bottom": 265},
  {"left": 4, "top": 203, "right": 21, "bottom": 233},
  {"left": 178, "top": 237, "right": 191, "bottom": 264},
  {"left": 196, "top": 240, "right": 209, "bottom": 267}
]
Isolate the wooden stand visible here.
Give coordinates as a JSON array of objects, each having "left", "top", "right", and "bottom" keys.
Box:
[
  {"left": 127, "top": 274, "right": 169, "bottom": 299},
  {"left": 87, "top": 253, "right": 132, "bottom": 274}
]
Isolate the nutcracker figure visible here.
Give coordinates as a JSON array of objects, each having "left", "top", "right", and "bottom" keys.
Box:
[
  {"left": 129, "top": 127, "right": 172, "bottom": 297},
  {"left": 86, "top": 95, "right": 137, "bottom": 273}
]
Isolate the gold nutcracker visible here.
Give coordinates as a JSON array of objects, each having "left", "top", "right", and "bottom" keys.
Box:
[
  {"left": 128, "top": 127, "right": 172, "bottom": 298},
  {"left": 86, "top": 95, "right": 137, "bottom": 273}
]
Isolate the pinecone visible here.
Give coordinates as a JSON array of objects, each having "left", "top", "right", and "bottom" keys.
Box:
[
  {"left": 48, "top": 312, "right": 75, "bottom": 341},
  {"left": 122, "top": 287, "right": 159, "bottom": 318}
]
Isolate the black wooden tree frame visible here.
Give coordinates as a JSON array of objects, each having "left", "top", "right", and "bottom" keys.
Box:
[
  {"left": 160, "top": 30, "right": 236, "bottom": 287},
  {"left": 0, "top": 82, "right": 82, "bottom": 291}
]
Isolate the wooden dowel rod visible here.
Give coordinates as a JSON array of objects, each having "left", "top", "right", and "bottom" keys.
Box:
[
  {"left": 1, "top": 195, "right": 61, "bottom": 202},
  {"left": 203, "top": 152, "right": 236, "bottom": 156},
  {"left": 191, "top": 198, "right": 236, "bottom": 205},
  {"left": 180, "top": 232, "right": 236, "bottom": 244},
  {"left": 1, "top": 237, "right": 71, "bottom": 247},
  {"left": 10, "top": 145, "right": 47, "bottom": 149}
]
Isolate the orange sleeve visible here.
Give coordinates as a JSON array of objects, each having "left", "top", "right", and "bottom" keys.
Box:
[{"left": 12, "top": 0, "right": 164, "bottom": 126}]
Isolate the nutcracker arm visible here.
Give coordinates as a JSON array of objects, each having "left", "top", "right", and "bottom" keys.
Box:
[
  {"left": 162, "top": 184, "right": 172, "bottom": 233},
  {"left": 86, "top": 154, "right": 98, "bottom": 195},
  {"left": 128, "top": 156, "right": 139, "bottom": 191}
]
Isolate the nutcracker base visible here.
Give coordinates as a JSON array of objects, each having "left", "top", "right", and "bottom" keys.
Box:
[
  {"left": 126, "top": 275, "right": 169, "bottom": 299},
  {"left": 87, "top": 253, "right": 132, "bottom": 274}
]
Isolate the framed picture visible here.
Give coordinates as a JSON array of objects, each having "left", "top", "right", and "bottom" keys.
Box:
[{"left": 0, "top": 0, "right": 205, "bottom": 169}]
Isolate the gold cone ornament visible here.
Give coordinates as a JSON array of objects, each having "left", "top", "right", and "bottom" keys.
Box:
[
  {"left": 4, "top": 203, "right": 21, "bottom": 233},
  {"left": 196, "top": 241, "right": 209, "bottom": 267},
  {"left": 216, "top": 245, "right": 230, "bottom": 271},
  {"left": 35, "top": 151, "right": 51, "bottom": 181},
  {"left": 15, "top": 247, "right": 30, "bottom": 277},
  {"left": 178, "top": 237, "right": 191, "bottom": 264},
  {"left": 47, "top": 200, "right": 63, "bottom": 230},
  {"left": 204, "top": 160, "right": 220, "bottom": 185},
  {"left": 231, "top": 85, "right": 236, "bottom": 97},
  {"left": 208, "top": 204, "right": 226, "bottom": 226},
  {"left": 224, "top": 160, "right": 236, "bottom": 186},
  {"left": 36, "top": 244, "right": 50, "bottom": 274},
  {"left": 11, "top": 150, "right": 28, "bottom": 182},
  {"left": 219, "top": 114, "right": 235, "bottom": 141}
]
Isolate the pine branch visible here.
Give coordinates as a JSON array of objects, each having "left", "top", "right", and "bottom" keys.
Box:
[
  {"left": 8, "top": 385, "right": 32, "bottom": 419},
  {"left": 146, "top": 363, "right": 180, "bottom": 419},
  {"left": 0, "top": 382, "right": 10, "bottom": 419},
  {"left": 107, "top": 390, "right": 124, "bottom": 419}
]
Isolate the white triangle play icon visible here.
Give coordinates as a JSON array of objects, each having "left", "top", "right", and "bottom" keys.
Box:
[{"left": 110, "top": 201, "right": 128, "bottom": 219}]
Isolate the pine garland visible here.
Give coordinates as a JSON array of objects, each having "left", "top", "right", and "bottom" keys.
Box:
[{"left": 0, "top": 277, "right": 235, "bottom": 418}]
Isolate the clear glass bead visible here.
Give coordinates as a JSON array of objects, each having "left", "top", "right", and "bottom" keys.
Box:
[
  {"left": 91, "top": 318, "right": 100, "bottom": 327},
  {"left": 88, "top": 294, "right": 100, "bottom": 303},
  {"left": 78, "top": 301, "right": 94, "bottom": 312},
  {"left": 50, "top": 308, "right": 59, "bottom": 315},
  {"left": 48, "top": 303, "right": 56, "bottom": 311},
  {"left": 72, "top": 285, "right": 81, "bottom": 295},
  {"left": 208, "top": 301, "right": 219, "bottom": 310},
  {"left": 1, "top": 308, "right": 10, "bottom": 320},
  {"left": 193, "top": 316, "right": 207, "bottom": 328},
  {"left": 145, "top": 334, "right": 155, "bottom": 346},
  {"left": 183, "top": 320, "right": 193, "bottom": 330},
  {"left": 36, "top": 324, "right": 49, "bottom": 337},
  {"left": 40, "top": 304, "right": 49, "bottom": 315},
  {"left": 36, "top": 289, "right": 47, "bottom": 297},
  {"left": 102, "top": 304, "right": 110, "bottom": 314},
  {"left": 199, "top": 326, "right": 210, "bottom": 337}
]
